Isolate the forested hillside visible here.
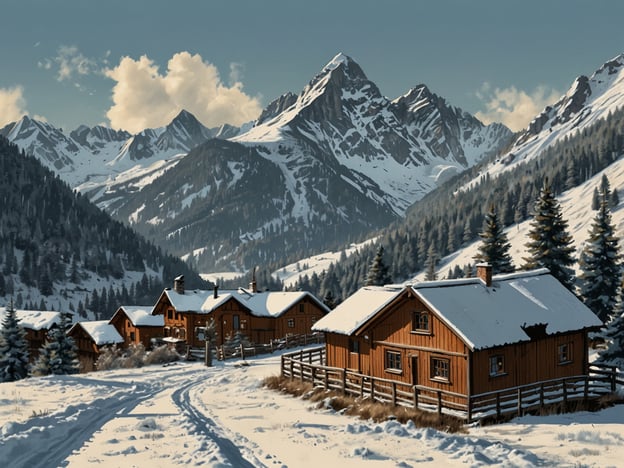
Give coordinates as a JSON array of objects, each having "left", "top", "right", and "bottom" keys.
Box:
[
  {"left": 290, "top": 106, "right": 624, "bottom": 302},
  {"left": 0, "top": 137, "right": 207, "bottom": 318}
]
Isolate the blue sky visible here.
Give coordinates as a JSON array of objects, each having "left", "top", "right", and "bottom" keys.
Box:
[{"left": 1, "top": 0, "right": 623, "bottom": 132}]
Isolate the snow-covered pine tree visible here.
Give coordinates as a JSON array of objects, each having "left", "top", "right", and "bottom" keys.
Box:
[
  {"left": 596, "top": 285, "right": 624, "bottom": 367},
  {"left": 473, "top": 205, "right": 514, "bottom": 274},
  {"left": 32, "top": 312, "right": 79, "bottom": 376},
  {"left": 522, "top": 184, "right": 576, "bottom": 289},
  {"left": 0, "top": 301, "right": 30, "bottom": 382},
  {"left": 425, "top": 246, "right": 438, "bottom": 281},
  {"left": 364, "top": 245, "right": 391, "bottom": 286},
  {"left": 578, "top": 188, "right": 622, "bottom": 322}
]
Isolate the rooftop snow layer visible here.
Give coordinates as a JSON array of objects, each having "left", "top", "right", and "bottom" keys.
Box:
[
  {"left": 118, "top": 306, "right": 164, "bottom": 327},
  {"left": 75, "top": 320, "right": 124, "bottom": 346},
  {"left": 313, "top": 269, "right": 602, "bottom": 350},
  {"left": 0, "top": 308, "right": 61, "bottom": 331}
]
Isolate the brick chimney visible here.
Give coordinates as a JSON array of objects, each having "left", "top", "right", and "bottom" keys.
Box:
[
  {"left": 173, "top": 275, "right": 185, "bottom": 294},
  {"left": 476, "top": 263, "right": 492, "bottom": 287}
]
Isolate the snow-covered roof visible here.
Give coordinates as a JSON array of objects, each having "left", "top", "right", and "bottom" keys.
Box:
[
  {"left": 313, "top": 269, "right": 603, "bottom": 350},
  {"left": 117, "top": 306, "right": 164, "bottom": 327},
  {"left": 72, "top": 321, "right": 124, "bottom": 346},
  {"left": 163, "top": 289, "right": 328, "bottom": 318},
  {"left": 414, "top": 269, "right": 602, "bottom": 350},
  {"left": 0, "top": 308, "right": 61, "bottom": 331},
  {"left": 312, "top": 286, "right": 404, "bottom": 335}
]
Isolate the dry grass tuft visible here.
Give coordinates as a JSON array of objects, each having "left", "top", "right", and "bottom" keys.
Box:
[{"left": 263, "top": 375, "right": 465, "bottom": 433}]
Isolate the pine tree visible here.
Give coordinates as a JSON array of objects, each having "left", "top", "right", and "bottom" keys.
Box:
[
  {"left": 596, "top": 284, "right": 624, "bottom": 367},
  {"left": 578, "top": 189, "right": 622, "bottom": 322},
  {"left": 425, "top": 246, "right": 438, "bottom": 281},
  {"left": 364, "top": 246, "right": 391, "bottom": 286},
  {"left": 523, "top": 184, "right": 576, "bottom": 289},
  {"left": 0, "top": 301, "right": 30, "bottom": 382},
  {"left": 591, "top": 187, "right": 601, "bottom": 210},
  {"left": 32, "top": 312, "right": 79, "bottom": 376},
  {"left": 474, "top": 205, "right": 514, "bottom": 274}
]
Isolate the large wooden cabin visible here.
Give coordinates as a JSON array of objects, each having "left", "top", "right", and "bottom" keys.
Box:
[
  {"left": 151, "top": 276, "right": 329, "bottom": 347},
  {"left": 313, "top": 265, "right": 602, "bottom": 399}
]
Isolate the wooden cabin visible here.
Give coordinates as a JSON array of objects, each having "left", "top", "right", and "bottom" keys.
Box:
[
  {"left": 312, "top": 265, "right": 602, "bottom": 400},
  {"left": 109, "top": 305, "right": 164, "bottom": 349},
  {"left": 68, "top": 320, "right": 124, "bottom": 372},
  {"left": 0, "top": 308, "right": 61, "bottom": 362},
  {"left": 151, "top": 275, "right": 329, "bottom": 347}
]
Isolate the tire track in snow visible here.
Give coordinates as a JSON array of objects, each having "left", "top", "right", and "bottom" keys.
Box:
[
  {"left": 0, "top": 380, "right": 160, "bottom": 468},
  {"left": 171, "top": 377, "right": 265, "bottom": 468}
]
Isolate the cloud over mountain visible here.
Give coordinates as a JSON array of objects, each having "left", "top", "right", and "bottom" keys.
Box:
[
  {"left": 0, "top": 86, "right": 28, "bottom": 127},
  {"left": 105, "top": 52, "right": 262, "bottom": 133},
  {"left": 475, "top": 83, "right": 560, "bottom": 132}
]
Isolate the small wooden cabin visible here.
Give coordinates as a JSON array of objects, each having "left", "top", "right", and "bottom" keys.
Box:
[
  {"left": 0, "top": 308, "right": 61, "bottom": 362},
  {"left": 109, "top": 305, "right": 164, "bottom": 349},
  {"left": 151, "top": 276, "right": 329, "bottom": 347},
  {"left": 313, "top": 266, "right": 602, "bottom": 399},
  {"left": 68, "top": 320, "right": 124, "bottom": 372}
]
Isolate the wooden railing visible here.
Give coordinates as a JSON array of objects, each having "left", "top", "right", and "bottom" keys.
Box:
[
  {"left": 281, "top": 348, "right": 620, "bottom": 423},
  {"left": 186, "top": 332, "right": 324, "bottom": 361}
]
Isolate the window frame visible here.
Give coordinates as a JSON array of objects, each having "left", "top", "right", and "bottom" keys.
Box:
[
  {"left": 384, "top": 349, "right": 402, "bottom": 374},
  {"left": 488, "top": 354, "right": 506, "bottom": 377},
  {"left": 287, "top": 318, "right": 295, "bottom": 328},
  {"left": 430, "top": 356, "right": 450, "bottom": 383},
  {"left": 411, "top": 310, "right": 431, "bottom": 334},
  {"left": 233, "top": 314, "right": 240, "bottom": 330},
  {"left": 558, "top": 342, "right": 573, "bottom": 365},
  {"left": 349, "top": 338, "right": 360, "bottom": 354}
]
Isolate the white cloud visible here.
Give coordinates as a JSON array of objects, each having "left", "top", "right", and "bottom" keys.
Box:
[
  {"left": 0, "top": 86, "right": 28, "bottom": 127},
  {"left": 475, "top": 83, "right": 561, "bottom": 132},
  {"left": 53, "top": 45, "right": 98, "bottom": 82},
  {"left": 104, "top": 52, "right": 262, "bottom": 133}
]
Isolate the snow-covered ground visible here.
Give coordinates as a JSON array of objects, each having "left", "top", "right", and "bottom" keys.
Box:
[{"left": 0, "top": 348, "right": 622, "bottom": 467}]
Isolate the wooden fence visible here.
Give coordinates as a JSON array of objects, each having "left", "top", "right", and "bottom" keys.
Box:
[
  {"left": 186, "top": 332, "right": 324, "bottom": 362},
  {"left": 281, "top": 347, "right": 620, "bottom": 423}
]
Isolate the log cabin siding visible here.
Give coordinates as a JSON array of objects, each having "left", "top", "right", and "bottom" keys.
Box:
[
  {"left": 365, "top": 295, "right": 469, "bottom": 396},
  {"left": 68, "top": 326, "right": 100, "bottom": 373},
  {"left": 324, "top": 333, "right": 371, "bottom": 373},
  {"left": 470, "top": 331, "right": 587, "bottom": 395},
  {"left": 109, "top": 311, "right": 161, "bottom": 349}
]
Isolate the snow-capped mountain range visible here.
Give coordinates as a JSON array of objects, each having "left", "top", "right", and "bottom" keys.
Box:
[
  {"left": 2, "top": 53, "right": 516, "bottom": 271},
  {"left": 463, "top": 53, "right": 624, "bottom": 190}
]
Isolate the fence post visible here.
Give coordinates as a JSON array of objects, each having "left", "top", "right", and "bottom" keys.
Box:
[
  {"left": 392, "top": 382, "right": 397, "bottom": 406},
  {"left": 324, "top": 369, "right": 328, "bottom": 390},
  {"left": 496, "top": 392, "right": 501, "bottom": 418},
  {"left": 239, "top": 344, "right": 245, "bottom": 360},
  {"left": 437, "top": 391, "right": 442, "bottom": 415},
  {"left": 584, "top": 377, "right": 589, "bottom": 403},
  {"left": 467, "top": 397, "right": 472, "bottom": 424},
  {"left": 300, "top": 364, "right": 305, "bottom": 382},
  {"left": 517, "top": 388, "right": 522, "bottom": 417},
  {"left": 289, "top": 358, "right": 294, "bottom": 380},
  {"left": 342, "top": 369, "right": 347, "bottom": 395},
  {"left": 360, "top": 378, "right": 364, "bottom": 398},
  {"left": 562, "top": 378, "right": 568, "bottom": 404},
  {"left": 539, "top": 383, "right": 544, "bottom": 409},
  {"left": 370, "top": 378, "right": 375, "bottom": 401},
  {"left": 281, "top": 354, "right": 285, "bottom": 377},
  {"left": 611, "top": 366, "right": 617, "bottom": 392},
  {"left": 311, "top": 366, "right": 316, "bottom": 386},
  {"left": 413, "top": 386, "right": 419, "bottom": 409}
]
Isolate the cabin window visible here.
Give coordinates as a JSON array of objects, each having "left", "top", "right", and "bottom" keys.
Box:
[
  {"left": 349, "top": 339, "right": 360, "bottom": 354},
  {"left": 287, "top": 318, "right": 295, "bottom": 328},
  {"left": 233, "top": 315, "right": 240, "bottom": 330},
  {"left": 167, "top": 309, "right": 173, "bottom": 320},
  {"left": 412, "top": 311, "right": 431, "bottom": 333},
  {"left": 299, "top": 303, "right": 305, "bottom": 313},
  {"left": 129, "top": 331, "right": 136, "bottom": 342},
  {"left": 489, "top": 355, "right": 505, "bottom": 376},
  {"left": 430, "top": 357, "right": 450, "bottom": 382},
  {"left": 385, "top": 350, "right": 402, "bottom": 372},
  {"left": 558, "top": 343, "right": 573, "bottom": 364},
  {"left": 127, "top": 320, "right": 131, "bottom": 328}
]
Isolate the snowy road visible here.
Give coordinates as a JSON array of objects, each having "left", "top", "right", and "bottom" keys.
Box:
[{"left": 0, "top": 351, "right": 622, "bottom": 467}]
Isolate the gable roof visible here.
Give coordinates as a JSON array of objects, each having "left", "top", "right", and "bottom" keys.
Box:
[
  {"left": 313, "top": 269, "right": 602, "bottom": 350},
  {"left": 312, "top": 285, "right": 404, "bottom": 335},
  {"left": 114, "top": 306, "right": 164, "bottom": 327},
  {"left": 70, "top": 321, "right": 124, "bottom": 346},
  {"left": 161, "top": 288, "right": 329, "bottom": 318},
  {"left": 0, "top": 308, "right": 61, "bottom": 331},
  {"left": 413, "top": 269, "right": 602, "bottom": 350}
]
